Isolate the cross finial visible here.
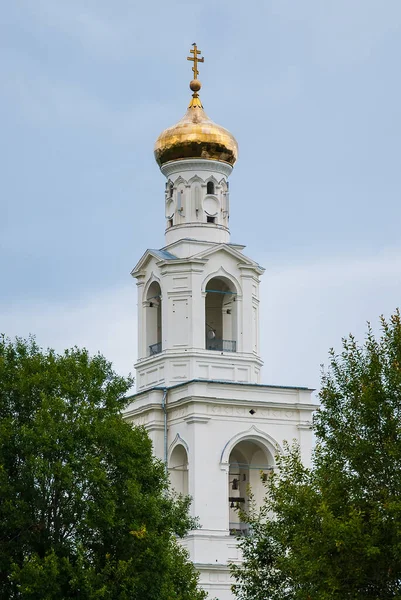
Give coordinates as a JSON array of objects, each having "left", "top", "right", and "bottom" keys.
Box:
[{"left": 187, "top": 43, "right": 204, "bottom": 81}]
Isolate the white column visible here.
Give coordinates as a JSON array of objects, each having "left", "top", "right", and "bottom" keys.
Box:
[{"left": 136, "top": 275, "right": 145, "bottom": 360}]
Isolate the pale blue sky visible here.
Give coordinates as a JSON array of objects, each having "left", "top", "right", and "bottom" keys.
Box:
[{"left": 1, "top": 1, "right": 401, "bottom": 391}]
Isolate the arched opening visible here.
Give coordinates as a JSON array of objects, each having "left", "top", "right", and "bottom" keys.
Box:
[
  {"left": 228, "top": 439, "right": 273, "bottom": 535},
  {"left": 205, "top": 277, "right": 237, "bottom": 352},
  {"left": 169, "top": 444, "right": 188, "bottom": 495},
  {"left": 207, "top": 180, "right": 215, "bottom": 195},
  {"left": 146, "top": 281, "right": 162, "bottom": 356}
]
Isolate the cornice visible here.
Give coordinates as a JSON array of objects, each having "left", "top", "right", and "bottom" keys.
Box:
[
  {"left": 161, "top": 158, "right": 232, "bottom": 179},
  {"left": 124, "top": 393, "right": 317, "bottom": 419},
  {"left": 134, "top": 350, "right": 264, "bottom": 370},
  {"left": 238, "top": 263, "right": 265, "bottom": 275},
  {"left": 184, "top": 414, "right": 210, "bottom": 424},
  {"left": 164, "top": 221, "right": 229, "bottom": 236},
  {"left": 127, "top": 378, "right": 314, "bottom": 402}
]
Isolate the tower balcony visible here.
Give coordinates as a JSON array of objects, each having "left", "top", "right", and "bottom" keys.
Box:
[
  {"left": 134, "top": 348, "right": 263, "bottom": 391},
  {"left": 149, "top": 342, "right": 162, "bottom": 356},
  {"left": 229, "top": 522, "right": 250, "bottom": 537},
  {"left": 206, "top": 338, "right": 236, "bottom": 353}
]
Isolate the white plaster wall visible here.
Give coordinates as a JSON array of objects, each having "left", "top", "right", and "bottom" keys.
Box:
[
  {"left": 161, "top": 159, "right": 232, "bottom": 246},
  {"left": 165, "top": 223, "right": 230, "bottom": 245},
  {"left": 124, "top": 382, "right": 316, "bottom": 600},
  {"left": 134, "top": 244, "right": 263, "bottom": 389}
]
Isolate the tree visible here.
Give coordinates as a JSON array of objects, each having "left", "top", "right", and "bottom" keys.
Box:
[
  {"left": 231, "top": 310, "right": 401, "bottom": 600},
  {"left": 0, "top": 335, "right": 206, "bottom": 600}
]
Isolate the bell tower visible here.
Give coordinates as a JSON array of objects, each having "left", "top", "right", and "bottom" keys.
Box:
[
  {"left": 125, "top": 46, "right": 315, "bottom": 600},
  {"left": 132, "top": 44, "right": 264, "bottom": 392}
]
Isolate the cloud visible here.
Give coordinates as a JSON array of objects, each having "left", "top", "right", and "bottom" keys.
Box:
[
  {"left": 271, "top": 0, "right": 401, "bottom": 67},
  {"left": 2, "top": 250, "right": 400, "bottom": 398},
  {"left": 27, "top": 0, "right": 204, "bottom": 61},
  {"left": 262, "top": 248, "right": 401, "bottom": 392},
  {"left": 2, "top": 63, "right": 160, "bottom": 141},
  {"left": 27, "top": 1, "right": 133, "bottom": 60},
  {"left": 1, "top": 285, "right": 137, "bottom": 380}
]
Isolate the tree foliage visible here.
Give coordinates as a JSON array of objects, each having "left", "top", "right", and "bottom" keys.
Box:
[
  {"left": 231, "top": 310, "right": 401, "bottom": 600},
  {"left": 0, "top": 335, "right": 206, "bottom": 600}
]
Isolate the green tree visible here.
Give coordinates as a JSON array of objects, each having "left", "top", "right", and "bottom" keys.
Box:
[
  {"left": 0, "top": 335, "right": 206, "bottom": 600},
  {"left": 231, "top": 310, "right": 401, "bottom": 600}
]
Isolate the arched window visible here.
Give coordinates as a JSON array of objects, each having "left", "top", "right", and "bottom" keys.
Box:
[
  {"left": 207, "top": 181, "right": 215, "bottom": 195},
  {"left": 228, "top": 440, "right": 273, "bottom": 535},
  {"left": 169, "top": 444, "right": 188, "bottom": 495},
  {"left": 146, "top": 281, "right": 162, "bottom": 356},
  {"left": 205, "top": 277, "right": 237, "bottom": 352}
]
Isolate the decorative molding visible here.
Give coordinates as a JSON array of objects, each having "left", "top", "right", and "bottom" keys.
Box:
[
  {"left": 147, "top": 423, "right": 165, "bottom": 432},
  {"left": 169, "top": 406, "right": 188, "bottom": 419},
  {"left": 187, "top": 174, "right": 204, "bottom": 184},
  {"left": 201, "top": 266, "right": 243, "bottom": 297},
  {"left": 298, "top": 422, "right": 312, "bottom": 430},
  {"left": 207, "top": 405, "right": 295, "bottom": 420},
  {"left": 143, "top": 271, "right": 161, "bottom": 298},
  {"left": 131, "top": 251, "right": 161, "bottom": 278},
  {"left": 238, "top": 263, "right": 265, "bottom": 275},
  {"left": 168, "top": 433, "right": 189, "bottom": 457},
  {"left": 202, "top": 194, "right": 220, "bottom": 217},
  {"left": 220, "top": 425, "right": 283, "bottom": 465},
  {"left": 130, "top": 414, "right": 149, "bottom": 427},
  {"left": 161, "top": 159, "right": 232, "bottom": 179},
  {"left": 184, "top": 415, "right": 210, "bottom": 425},
  {"left": 164, "top": 222, "right": 229, "bottom": 234}
]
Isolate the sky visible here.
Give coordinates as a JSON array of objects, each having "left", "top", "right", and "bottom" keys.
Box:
[{"left": 1, "top": 0, "right": 401, "bottom": 396}]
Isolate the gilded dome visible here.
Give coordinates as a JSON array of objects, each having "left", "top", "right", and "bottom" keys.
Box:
[{"left": 154, "top": 92, "right": 238, "bottom": 168}]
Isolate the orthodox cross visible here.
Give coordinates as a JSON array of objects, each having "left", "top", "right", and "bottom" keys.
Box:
[{"left": 187, "top": 43, "right": 204, "bottom": 80}]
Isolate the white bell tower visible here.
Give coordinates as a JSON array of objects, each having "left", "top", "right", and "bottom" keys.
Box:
[{"left": 125, "top": 45, "right": 315, "bottom": 600}]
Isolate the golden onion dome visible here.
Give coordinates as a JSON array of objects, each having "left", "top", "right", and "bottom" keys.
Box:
[{"left": 154, "top": 73, "right": 238, "bottom": 167}]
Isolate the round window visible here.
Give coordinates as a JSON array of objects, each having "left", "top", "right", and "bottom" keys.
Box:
[{"left": 203, "top": 195, "right": 219, "bottom": 216}]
